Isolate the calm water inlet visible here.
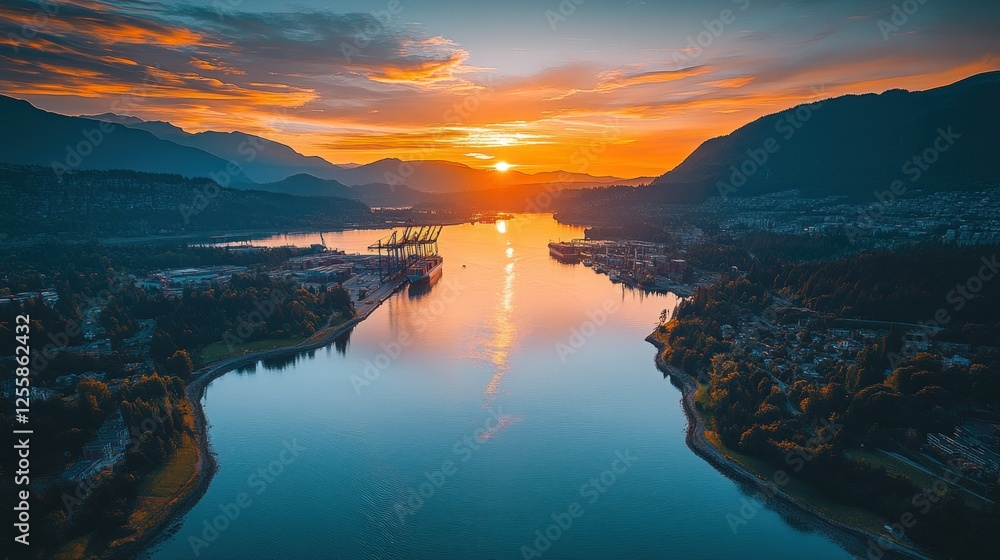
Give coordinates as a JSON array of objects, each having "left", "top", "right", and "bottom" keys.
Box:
[{"left": 145, "top": 214, "right": 862, "bottom": 560}]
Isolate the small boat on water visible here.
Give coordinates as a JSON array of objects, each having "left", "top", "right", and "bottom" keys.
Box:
[
  {"left": 609, "top": 270, "right": 622, "bottom": 283},
  {"left": 407, "top": 255, "right": 444, "bottom": 283},
  {"left": 583, "top": 259, "right": 593, "bottom": 267}
]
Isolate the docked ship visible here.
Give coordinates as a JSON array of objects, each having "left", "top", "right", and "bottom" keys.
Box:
[
  {"left": 548, "top": 241, "right": 582, "bottom": 262},
  {"left": 407, "top": 255, "right": 444, "bottom": 283},
  {"left": 471, "top": 211, "right": 515, "bottom": 224}
]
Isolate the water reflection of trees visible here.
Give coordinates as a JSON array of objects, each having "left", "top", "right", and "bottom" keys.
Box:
[
  {"left": 333, "top": 328, "right": 353, "bottom": 354},
  {"left": 261, "top": 351, "right": 314, "bottom": 371}
]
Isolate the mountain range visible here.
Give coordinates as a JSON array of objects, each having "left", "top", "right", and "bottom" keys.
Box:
[
  {"left": 0, "top": 96, "right": 253, "bottom": 184},
  {"left": 652, "top": 71, "right": 1000, "bottom": 201},
  {"left": 75, "top": 109, "right": 648, "bottom": 192},
  {"left": 83, "top": 112, "right": 346, "bottom": 183},
  {"left": 297, "top": 157, "right": 650, "bottom": 193},
  {"left": 2, "top": 71, "right": 997, "bottom": 207},
  {"left": 0, "top": 94, "right": 642, "bottom": 196}
]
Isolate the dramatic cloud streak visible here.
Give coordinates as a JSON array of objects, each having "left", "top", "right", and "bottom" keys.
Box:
[{"left": 2, "top": 0, "right": 998, "bottom": 177}]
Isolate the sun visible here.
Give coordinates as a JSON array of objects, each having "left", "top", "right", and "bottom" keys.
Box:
[{"left": 494, "top": 161, "right": 511, "bottom": 172}]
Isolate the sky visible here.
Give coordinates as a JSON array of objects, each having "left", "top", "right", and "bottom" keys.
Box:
[{"left": 1, "top": 0, "right": 998, "bottom": 178}]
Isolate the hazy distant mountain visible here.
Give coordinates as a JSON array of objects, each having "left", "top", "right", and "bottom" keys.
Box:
[
  {"left": 254, "top": 173, "right": 355, "bottom": 198},
  {"left": 324, "top": 158, "right": 637, "bottom": 193},
  {"left": 0, "top": 96, "right": 252, "bottom": 182},
  {"left": 251, "top": 173, "right": 433, "bottom": 207},
  {"left": 85, "top": 113, "right": 345, "bottom": 183},
  {"left": 86, "top": 113, "right": 188, "bottom": 139},
  {"left": 247, "top": 169, "right": 649, "bottom": 210},
  {"left": 653, "top": 71, "right": 1000, "bottom": 200},
  {"left": 521, "top": 171, "right": 653, "bottom": 187},
  {"left": 348, "top": 183, "right": 434, "bottom": 207},
  {"left": 82, "top": 114, "right": 641, "bottom": 191}
]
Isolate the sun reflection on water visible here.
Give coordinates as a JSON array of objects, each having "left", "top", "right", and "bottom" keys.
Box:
[{"left": 483, "top": 251, "right": 516, "bottom": 408}]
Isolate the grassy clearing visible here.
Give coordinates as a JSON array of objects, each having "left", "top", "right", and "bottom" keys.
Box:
[
  {"left": 848, "top": 447, "right": 990, "bottom": 509},
  {"left": 54, "top": 432, "right": 201, "bottom": 559},
  {"left": 114, "top": 431, "right": 202, "bottom": 550},
  {"left": 703, "top": 429, "right": 890, "bottom": 534},
  {"left": 195, "top": 336, "right": 306, "bottom": 366},
  {"left": 849, "top": 448, "right": 936, "bottom": 490},
  {"left": 137, "top": 433, "right": 200, "bottom": 498},
  {"left": 54, "top": 410, "right": 202, "bottom": 557},
  {"left": 694, "top": 382, "right": 712, "bottom": 410}
]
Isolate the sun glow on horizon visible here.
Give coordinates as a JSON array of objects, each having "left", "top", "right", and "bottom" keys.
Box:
[{"left": 2, "top": 0, "right": 994, "bottom": 179}]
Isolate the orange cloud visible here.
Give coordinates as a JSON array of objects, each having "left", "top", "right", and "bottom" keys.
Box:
[
  {"left": 366, "top": 50, "right": 474, "bottom": 87},
  {"left": 189, "top": 57, "right": 246, "bottom": 76},
  {"left": 3, "top": 0, "right": 997, "bottom": 179},
  {"left": 596, "top": 66, "right": 712, "bottom": 91},
  {"left": 546, "top": 66, "right": 711, "bottom": 100},
  {"left": 700, "top": 75, "right": 756, "bottom": 88},
  {"left": 0, "top": 5, "right": 204, "bottom": 47}
]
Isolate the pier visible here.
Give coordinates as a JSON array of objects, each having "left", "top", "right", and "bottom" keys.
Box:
[
  {"left": 549, "top": 238, "right": 690, "bottom": 292},
  {"left": 368, "top": 225, "right": 442, "bottom": 281}
]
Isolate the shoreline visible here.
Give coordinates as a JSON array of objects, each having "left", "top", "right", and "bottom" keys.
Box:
[
  {"left": 116, "top": 276, "right": 408, "bottom": 560},
  {"left": 113, "top": 278, "right": 930, "bottom": 559},
  {"left": 0, "top": 220, "right": 471, "bottom": 248},
  {"left": 644, "top": 333, "right": 937, "bottom": 560}
]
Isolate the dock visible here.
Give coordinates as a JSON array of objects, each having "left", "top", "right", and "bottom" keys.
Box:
[{"left": 548, "top": 238, "right": 692, "bottom": 294}]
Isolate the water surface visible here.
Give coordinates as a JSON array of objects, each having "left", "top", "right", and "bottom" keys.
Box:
[{"left": 146, "top": 214, "right": 862, "bottom": 560}]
